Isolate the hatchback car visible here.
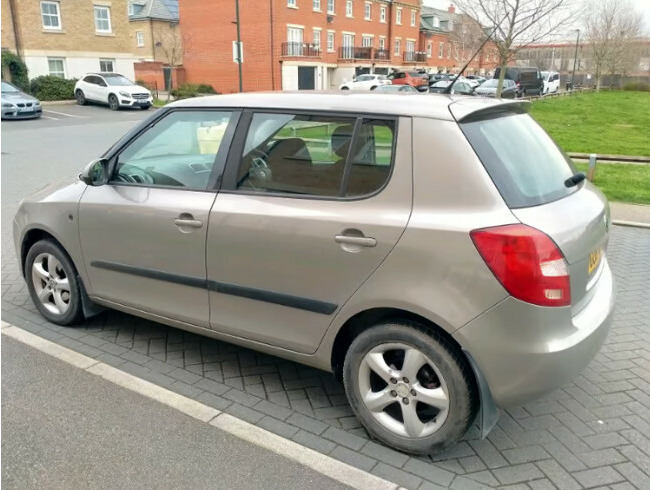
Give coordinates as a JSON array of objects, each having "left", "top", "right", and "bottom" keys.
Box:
[
  {"left": 389, "top": 71, "right": 429, "bottom": 91},
  {"left": 373, "top": 84, "right": 419, "bottom": 93},
  {"left": 74, "top": 73, "right": 153, "bottom": 110},
  {"left": 340, "top": 74, "right": 391, "bottom": 91},
  {"left": 474, "top": 79, "right": 518, "bottom": 99},
  {"left": 14, "top": 92, "right": 614, "bottom": 455},
  {"left": 1, "top": 81, "right": 42, "bottom": 119},
  {"left": 429, "top": 80, "right": 474, "bottom": 95}
]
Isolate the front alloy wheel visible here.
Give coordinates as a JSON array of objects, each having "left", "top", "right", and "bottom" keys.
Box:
[{"left": 108, "top": 94, "right": 120, "bottom": 111}]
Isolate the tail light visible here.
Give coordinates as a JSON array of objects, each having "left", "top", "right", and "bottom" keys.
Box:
[{"left": 470, "top": 224, "right": 571, "bottom": 307}]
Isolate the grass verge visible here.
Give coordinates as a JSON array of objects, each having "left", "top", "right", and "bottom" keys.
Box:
[{"left": 574, "top": 162, "right": 650, "bottom": 205}]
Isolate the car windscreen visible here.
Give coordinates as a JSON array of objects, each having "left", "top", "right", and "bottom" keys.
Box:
[
  {"left": 1, "top": 82, "right": 19, "bottom": 92},
  {"left": 103, "top": 75, "right": 135, "bottom": 86},
  {"left": 357, "top": 75, "right": 374, "bottom": 81},
  {"left": 460, "top": 113, "right": 578, "bottom": 208},
  {"left": 481, "top": 79, "right": 498, "bottom": 88}
]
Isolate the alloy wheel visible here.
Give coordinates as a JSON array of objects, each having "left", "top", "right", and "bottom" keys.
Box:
[{"left": 31, "top": 253, "right": 71, "bottom": 315}]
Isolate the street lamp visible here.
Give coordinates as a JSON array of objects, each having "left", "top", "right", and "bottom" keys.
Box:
[
  {"left": 571, "top": 28, "right": 580, "bottom": 89},
  {"left": 234, "top": 0, "right": 243, "bottom": 93}
]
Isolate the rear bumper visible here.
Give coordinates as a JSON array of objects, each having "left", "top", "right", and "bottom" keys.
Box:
[{"left": 453, "top": 258, "right": 614, "bottom": 408}]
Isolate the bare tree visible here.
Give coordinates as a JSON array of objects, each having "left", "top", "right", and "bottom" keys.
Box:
[
  {"left": 584, "top": 0, "right": 642, "bottom": 89},
  {"left": 154, "top": 23, "right": 192, "bottom": 101},
  {"left": 449, "top": 14, "right": 489, "bottom": 68},
  {"left": 457, "top": 0, "right": 575, "bottom": 97}
]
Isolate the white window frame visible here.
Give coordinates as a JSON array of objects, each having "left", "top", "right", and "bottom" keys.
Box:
[
  {"left": 362, "top": 35, "right": 372, "bottom": 48},
  {"left": 427, "top": 42, "right": 432, "bottom": 57},
  {"left": 396, "top": 8, "right": 402, "bottom": 25},
  {"left": 41, "top": 1, "right": 62, "bottom": 30},
  {"left": 327, "top": 31, "right": 335, "bottom": 52},
  {"left": 327, "top": 0, "right": 334, "bottom": 14},
  {"left": 394, "top": 38, "right": 401, "bottom": 56},
  {"left": 99, "top": 58, "right": 115, "bottom": 72},
  {"left": 406, "top": 40, "right": 415, "bottom": 54},
  {"left": 288, "top": 0, "right": 297, "bottom": 7},
  {"left": 411, "top": 10, "right": 416, "bottom": 27},
  {"left": 379, "top": 37, "right": 386, "bottom": 50},
  {"left": 364, "top": 3, "right": 371, "bottom": 20},
  {"left": 47, "top": 57, "right": 66, "bottom": 78},
  {"left": 380, "top": 6, "right": 386, "bottom": 22},
  {"left": 313, "top": 0, "right": 321, "bottom": 10},
  {"left": 448, "top": 44, "right": 451, "bottom": 59},
  {"left": 433, "top": 17, "right": 440, "bottom": 28},
  {"left": 136, "top": 31, "right": 145, "bottom": 47},
  {"left": 94, "top": 6, "right": 112, "bottom": 33},
  {"left": 313, "top": 29, "right": 321, "bottom": 50},
  {"left": 439, "top": 42, "right": 444, "bottom": 58},
  {"left": 128, "top": 3, "right": 134, "bottom": 16},
  {"left": 346, "top": 0, "right": 353, "bottom": 17}
]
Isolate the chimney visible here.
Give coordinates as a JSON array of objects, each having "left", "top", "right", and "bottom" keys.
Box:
[{"left": 448, "top": 4, "right": 456, "bottom": 13}]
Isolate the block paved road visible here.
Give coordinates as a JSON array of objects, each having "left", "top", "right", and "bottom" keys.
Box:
[
  {"left": 1, "top": 337, "right": 351, "bottom": 490},
  {"left": 2, "top": 104, "right": 650, "bottom": 489}
]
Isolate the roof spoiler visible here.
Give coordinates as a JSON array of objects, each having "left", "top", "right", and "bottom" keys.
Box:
[{"left": 449, "top": 100, "right": 531, "bottom": 124}]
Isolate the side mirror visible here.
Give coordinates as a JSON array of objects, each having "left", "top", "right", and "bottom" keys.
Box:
[{"left": 79, "top": 158, "right": 109, "bottom": 186}]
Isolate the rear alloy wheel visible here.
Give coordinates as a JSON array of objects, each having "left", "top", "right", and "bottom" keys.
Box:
[
  {"left": 75, "top": 89, "right": 86, "bottom": 105},
  {"left": 108, "top": 94, "right": 120, "bottom": 111},
  {"left": 25, "top": 240, "right": 84, "bottom": 325},
  {"left": 343, "top": 321, "right": 477, "bottom": 454}
]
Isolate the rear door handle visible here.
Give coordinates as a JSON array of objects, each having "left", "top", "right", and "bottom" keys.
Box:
[
  {"left": 334, "top": 235, "right": 377, "bottom": 247},
  {"left": 174, "top": 217, "right": 203, "bottom": 229}
]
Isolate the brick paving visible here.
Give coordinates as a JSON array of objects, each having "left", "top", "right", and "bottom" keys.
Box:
[{"left": 2, "top": 125, "right": 649, "bottom": 488}]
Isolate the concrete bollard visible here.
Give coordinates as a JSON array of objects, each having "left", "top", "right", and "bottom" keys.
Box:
[{"left": 587, "top": 153, "right": 597, "bottom": 182}]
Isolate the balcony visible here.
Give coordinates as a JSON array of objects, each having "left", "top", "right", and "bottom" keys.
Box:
[
  {"left": 374, "top": 49, "right": 390, "bottom": 61},
  {"left": 338, "top": 46, "right": 373, "bottom": 61},
  {"left": 281, "top": 42, "right": 321, "bottom": 58},
  {"left": 403, "top": 51, "right": 428, "bottom": 63}
]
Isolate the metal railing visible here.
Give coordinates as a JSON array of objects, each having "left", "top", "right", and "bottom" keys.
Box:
[
  {"left": 338, "top": 46, "right": 372, "bottom": 60},
  {"left": 374, "top": 49, "right": 390, "bottom": 61},
  {"left": 403, "top": 51, "right": 427, "bottom": 63},
  {"left": 281, "top": 42, "right": 321, "bottom": 57}
]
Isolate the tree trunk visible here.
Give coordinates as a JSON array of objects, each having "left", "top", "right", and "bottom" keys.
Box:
[{"left": 496, "top": 62, "right": 507, "bottom": 98}]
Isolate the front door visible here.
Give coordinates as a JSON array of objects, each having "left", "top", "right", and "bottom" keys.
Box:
[
  {"left": 206, "top": 111, "right": 412, "bottom": 353},
  {"left": 297, "top": 67, "right": 315, "bottom": 90},
  {"left": 79, "top": 109, "right": 238, "bottom": 327}
]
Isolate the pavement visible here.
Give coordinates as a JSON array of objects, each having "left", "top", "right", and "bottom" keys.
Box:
[
  {"left": 1, "top": 336, "right": 352, "bottom": 490},
  {"left": 2, "top": 104, "right": 650, "bottom": 489},
  {"left": 610, "top": 202, "right": 650, "bottom": 227}
]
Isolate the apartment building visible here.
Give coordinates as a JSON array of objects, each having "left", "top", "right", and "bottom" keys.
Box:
[
  {"left": 179, "top": 0, "right": 422, "bottom": 93},
  {"left": 2, "top": 0, "right": 137, "bottom": 79}
]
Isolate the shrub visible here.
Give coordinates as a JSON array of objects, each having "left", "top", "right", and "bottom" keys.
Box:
[
  {"left": 170, "top": 83, "right": 218, "bottom": 99},
  {"left": 1, "top": 51, "right": 29, "bottom": 91},
  {"left": 29, "top": 76, "right": 76, "bottom": 101},
  {"left": 197, "top": 83, "right": 217, "bottom": 94},
  {"left": 622, "top": 82, "right": 650, "bottom": 92}
]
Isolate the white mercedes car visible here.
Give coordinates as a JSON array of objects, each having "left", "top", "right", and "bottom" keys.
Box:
[
  {"left": 340, "top": 74, "right": 391, "bottom": 91},
  {"left": 74, "top": 73, "right": 153, "bottom": 110}
]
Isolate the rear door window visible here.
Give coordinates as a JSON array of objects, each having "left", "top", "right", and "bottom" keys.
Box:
[{"left": 460, "top": 113, "right": 578, "bottom": 208}]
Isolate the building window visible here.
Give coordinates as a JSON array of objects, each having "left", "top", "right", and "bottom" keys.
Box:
[
  {"left": 380, "top": 6, "right": 386, "bottom": 22},
  {"left": 379, "top": 37, "right": 385, "bottom": 50},
  {"left": 41, "top": 1, "right": 61, "bottom": 30},
  {"left": 394, "top": 39, "right": 401, "bottom": 56},
  {"left": 327, "top": 31, "right": 335, "bottom": 51},
  {"left": 396, "top": 8, "right": 402, "bottom": 24},
  {"left": 433, "top": 16, "right": 440, "bottom": 28},
  {"left": 287, "top": 27, "right": 304, "bottom": 55},
  {"left": 448, "top": 45, "right": 451, "bottom": 59},
  {"left": 362, "top": 36, "right": 372, "bottom": 48},
  {"left": 128, "top": 3, "right": 134, "bottom": 16},
  {"left": 454, "top": 44, "right": 459, "bottom": 60},
  {"left": 313, "top": 29, "right": 321, "bottom": 51},
  {"left": 99, "top": 58, "right": 115, "bottom": 72},
  {"left": 94, "top": 6, "right": 112, "bottom": 33},
  {"left": 364, "top": 3, "right": 371, "bottom": 20},
  {"left": 136, "top": 31, "right": 145, "bottom": 47},
  {"left": 439, "top": 42, "right": 444, "bottom": 58},
  {"left": 313, "top": 0, "right": 321, "bottom": 10},
  {"left": 411, "top": 10, "right": 416, "bottom": 27},
  {"left": 288, "top": 0, "right": 296, "bottom": 7},
  {"left": 346, "top": 0, "right": 352, "bottom": 17},
  {"left": 48, "top": 58, "right": 65, "bottom": 78},
  {"left": 448, "top": 21, "right": 454, "bottom": 31},
  {"left": 327, "top": 0, "right": 334, "bottom": 14},
  {"left": 427, "top": 42, "right": 432, "bottom": 57},
  {"left": 406, "top": 40, "right": 415, "bottom": 54}
]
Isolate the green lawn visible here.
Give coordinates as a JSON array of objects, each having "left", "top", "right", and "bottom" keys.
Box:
[
  {"left": 530, "top": 91, "right": 650, "bottom": 157},
  {"left": 574, "top": 162, "right": 650, "bottom": 205}
]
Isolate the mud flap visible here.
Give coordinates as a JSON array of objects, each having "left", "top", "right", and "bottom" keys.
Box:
[{"left": 463, "top": 349, "right": 501, "bottom": 438}]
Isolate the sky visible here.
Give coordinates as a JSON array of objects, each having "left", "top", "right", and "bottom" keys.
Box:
[{"left": 423, "top": 0, "right": 650, "bottom": 36}]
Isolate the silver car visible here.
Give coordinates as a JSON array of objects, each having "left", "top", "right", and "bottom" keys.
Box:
[
  {"left": 14, "top": 92, "right": 614, "bottom": 454},
  {"left": 1, "top": 81, "right": 42, "bottom": 119}
]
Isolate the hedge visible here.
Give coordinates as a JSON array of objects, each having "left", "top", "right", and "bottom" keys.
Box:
[
  {"left": 1, "top": 51, "right": 29, "bottom": 91},
  {"left": 29, "top": 76, "right": 76, "bottom": 101}
]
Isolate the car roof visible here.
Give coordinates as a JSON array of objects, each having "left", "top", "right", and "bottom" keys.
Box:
[{"left": 169, "top": 91, "right": 524, "bottom": 121}]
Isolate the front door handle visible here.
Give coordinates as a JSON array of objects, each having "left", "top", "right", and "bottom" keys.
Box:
[
  {"left": 334, "top": 235, "right": 377, "bottom": 247},
  {"left": 174, "top": 214, "right": 203, "bottom": 229}
]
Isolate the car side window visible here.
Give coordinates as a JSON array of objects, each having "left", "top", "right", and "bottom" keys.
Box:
[
  {"left": 97, "top": 77, "right": 107, "bottom": 87},
  {"left": 235, "top": 113, "right": 395, "bottom": 198},
  {"left": 84, "top": 76, "right": 95, "bottom": 84},
  {"left": 113, "top": 110, "right": 235, "bottom": 190}
]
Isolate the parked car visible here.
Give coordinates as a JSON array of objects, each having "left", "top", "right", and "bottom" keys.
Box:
[
  {"left": 389, "top": 71, "right": 429, "bottom": 91},
  {"left": 428, "top": 73, "right": 454, "bottom": 84},
  {"left": 14, "top": 92, "right": 613, "bottom": 455},
  {"left": 541, "top": 71, "right": 560, "bottom": 95},
  {"left": 1, "top": 81, "right": 42, "bottom": 120},
  {"left": 465, "top": 75, "right": 487, "bottom": 87},
  {"left": 493, "top": 66, "right": 544, "bottom": 96},
  {"left": 340, "top": 74, "right": 391, "bottom": 91},
  {"left": 474, "top": 78, "right": 518, "bottom": 99},
  {"left": 374, "top": 84, "right": 419, "bottom": 93},
  {"left": 74, "top": 73, "right": 153, "bottom": 110},
  {"left": 428, "top": 80, "right": 474, "bottom": 95}
]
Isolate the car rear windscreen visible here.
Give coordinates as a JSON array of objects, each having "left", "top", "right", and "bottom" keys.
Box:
[{"left": 460, "top": 113, "right": 579, "bottom": 208}]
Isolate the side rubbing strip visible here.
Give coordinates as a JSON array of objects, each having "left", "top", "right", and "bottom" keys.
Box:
[{"left": 90, "top": 261, "right": 338, "bottom": 315}]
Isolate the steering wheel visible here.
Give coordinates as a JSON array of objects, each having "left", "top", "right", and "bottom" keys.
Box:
[
  {"left": 115, "top": 164, "right": 154, "bottom": 185},
  {"left": 237, "top": 149, "right": 271, "bottom": 189}
]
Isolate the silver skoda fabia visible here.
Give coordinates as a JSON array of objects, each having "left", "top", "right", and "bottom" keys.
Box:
[{"left": 14, "top": 92, "right": 614, "bottom": 454}]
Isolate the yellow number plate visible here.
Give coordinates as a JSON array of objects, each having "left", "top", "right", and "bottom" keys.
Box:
[{"left": 588, "top": 249, "right": 602, "bottom": 274}]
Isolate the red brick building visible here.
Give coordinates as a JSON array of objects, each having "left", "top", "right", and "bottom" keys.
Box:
[{"left": 179, "top": 1, "right": 498, "bottom": 93}]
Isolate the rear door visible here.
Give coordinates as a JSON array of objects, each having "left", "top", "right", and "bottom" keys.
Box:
[
  {"left": 206, "top": 111, "right": 412, "bottom": 353},
  {"left": 456, "top": 108, "right": 609, "bottom": 312}
]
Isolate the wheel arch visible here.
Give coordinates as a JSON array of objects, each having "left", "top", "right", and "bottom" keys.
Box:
[{"left": 21, "top": 228, "right": 68, "bottom": 277}]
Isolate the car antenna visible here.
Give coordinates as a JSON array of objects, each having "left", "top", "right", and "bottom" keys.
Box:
[{"left": 443, "top": 15, "right": 505, "bottom": 95}]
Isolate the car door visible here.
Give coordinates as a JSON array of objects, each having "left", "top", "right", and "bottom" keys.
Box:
[
  {"left": 78, "top": 109, "right": 239, "bottom": 327},
  {"left": 206, "top": 111, "right": 412, "bottom": 354},
  {"left": 81, "top": 76, "right": 99, "bottom": 101},
  {"left": 95, "top": 75, "right": 110, "bottom": 104}
]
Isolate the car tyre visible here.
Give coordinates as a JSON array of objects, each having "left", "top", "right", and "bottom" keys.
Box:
[
  {"left": 341, "top": 87, "right": 350, "bottom": 90},
  {"left": 370, "top": 86, "right": 378, "bottom": 91},
  {"left": 343, "top": 320, "right": 478, "bottom": 455},
  {"left": 140, "top": 105, "right": 150, "bottom": 110},
  {"left": 25, "top": 240, "right": 85, "bottom": 326},
  {"left": 108, "top": 94, "right": 120, "bottom": 111},
  {"left": 75, "top": 89, "right": 87, "bottom": 106}
]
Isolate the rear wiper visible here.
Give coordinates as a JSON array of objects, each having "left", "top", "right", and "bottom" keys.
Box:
[{"left": 564, "top": 172, "right": 586, "bottom": 187}]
